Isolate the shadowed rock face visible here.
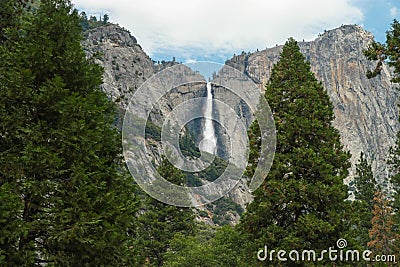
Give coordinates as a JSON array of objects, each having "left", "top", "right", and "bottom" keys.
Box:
[
  {"left": 84, "top": 24, "right": 398, "bottom": 221},
  {"left": 83, "top": 25, "right": 254, "bottom": 223},
  {"left": 82, "top": 24, "right": 156, "bottom": 110},
  {"left": 226, "top": 25, "right": 399, "bottom": 187}
]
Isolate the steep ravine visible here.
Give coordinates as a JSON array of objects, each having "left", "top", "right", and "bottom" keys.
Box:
[{"left": 83, "top": 24, "right": 252, "bottom": 225}]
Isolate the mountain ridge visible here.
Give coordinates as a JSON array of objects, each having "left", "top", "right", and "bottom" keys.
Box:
[
  {"left": 83, "top": 23, "right": 398, "bottom": 214},
  {"left": 225, "top": 24, "right": 398, "bottom": 187}
]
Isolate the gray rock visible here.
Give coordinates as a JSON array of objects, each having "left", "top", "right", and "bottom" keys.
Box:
[
  {"left": 226, "top": 25, "right": 399, "bottom": 187},
  {"left": 83, "top": 23, "right": 399, "bottom": 224},
  {"left": 82, "top": 24, "right": 155, "bottom": 110}
]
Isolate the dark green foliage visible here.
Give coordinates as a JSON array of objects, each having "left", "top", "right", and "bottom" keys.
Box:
[
  {"left": 178, "top": 128, "right": 229, "bottom": 184},
  {"left": 137, "top": 159, "right": 196, "bottom": 266},
  {"left": 0, "top": 0, "right": 140, "bottom": 265},
  {"left": 239, "top": 38, "right": 351, "bottom": 262},
  {"left": 364, "top": 19, "right": 400, "bottom": 83},
  {"left": 201, "top": 157, "right": 228, "bottom": 182},
  {"left": 365, "top": 19, "right": 400, "bottom": 252},
  {"left": 79, "top": 11, "right": 90, "bottom": 32},
  {"left": 164, "top": 225, "right": 250, "bottom": 267},
  {"left": 145, "top": 122, "right": 200, "bottom": 158},
  {"left": 103, "top": 13, "right": 110, "bottom": 23},
  {"left": 206, "top": 197, "right": 244, "bottom": 225},
  {"left": 0, "top": 183, "right": 29, "bottom": 263},
  {"left": 210, "top": 197, "right": 244, "bottom": 216},
  {"left": 198, "top": 210, "right": 209, "bottom": 217},
  {"left": 351, "top": 153, "right": 378, "bottom": 249},
  {"left": 143, "top": 121, "right": 242, "bottom": 225},
  {"left": 80, "top": 11, "right": 110, "bottom": 32},
  {"left": 181, "top": 156, "right": 228, "bottom": 186},
  {"left": 179, "top": 130, "right": 201, "bottom": 158},
  {"left": 145, "top": 120, "right": 162, "bottom": 142},
  {"left": 183, "top": 172, "right": 203, "bottom": 187},
  {"left": 0, "top": 0, "right": 34, "bottom": 44},
  {"left": 354, "top": 152, "right": 377, "bottom": 206}
]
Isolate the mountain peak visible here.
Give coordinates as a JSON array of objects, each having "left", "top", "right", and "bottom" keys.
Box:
[
  {"left": 226, "top": 25, "right": 397, "bottom": 187},
  {"left": 317, "top": 24, "right": 374, "bottom": 42},
  {"left": 84, "top": 23, "right": 138, "bottom": 48}
]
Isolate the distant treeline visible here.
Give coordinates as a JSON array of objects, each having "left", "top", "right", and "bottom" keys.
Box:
[{"left": 79, "top": 11, "right": 110, "bottom": 31}]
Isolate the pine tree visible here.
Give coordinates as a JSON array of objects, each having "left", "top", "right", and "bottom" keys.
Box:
[
  {"left": 354, "top": 153, "right": 377, "bottom": 205},
  {"left": 364, "top": 19, "right": 400, "bottom": 83},
  {"left": 0, "top": 0, "right": 30, "bottom": 43},
  {"left": 103, "top": 13, "right": 110, "bottom": 24},
  {"left": 0, "top": 0, "right": 140, "bottom": 265},
  {"left": 368, "top": 191, "right": 396, "bottom": 259},
  {"left": 164, "top": 225, "right": 249, "bottom": 267},
  {"left": 239, "top": 38, "right": 351, "bottom": 260},
  {"left": 352, "top": 152, "right": 378, "bottom": 249},
  {"left": 364, "top": 19, "right": 400, "bottom": 252},
  {"left": 137, "top": 159, "right": 196, "bottom": 266}
]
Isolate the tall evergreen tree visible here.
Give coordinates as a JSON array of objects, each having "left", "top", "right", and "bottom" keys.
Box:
[
  {"left": 354, "top": 152, "right": 377, "bottom": 206},
  {"left": 364, "top": 19, "right": 400, "bottom": 83},
  {"left": 0, "top": 0, "right": 30, "bottom": 43},
  {"left": 239, "top": 38, "right": 351, "bottom": 263},
  {"left": 364, "top": 19, "right": 400, "bottom": 252},
  {"left": 137, "top": 159, "right": 196, "bottom": 267},
  {"left": 352, "top": 152, "right": 378, "bottom": 249},
  {"left": 0, "top": 0, "right": 140, "bottom": 265},
  {"left": 164, "top": 225, "right": 249, "bottom": 267},
  {"left": 368, "top": 191, "right": 396, "bottom": 260}
]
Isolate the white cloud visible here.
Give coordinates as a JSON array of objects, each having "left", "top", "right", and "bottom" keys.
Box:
[
  {"left": 184, "top": 59, "right": 198, "bottom": 64},
  {"left": 390, "top": 7, "right": 399, "bottom": 18},
  {"left": 72, "top": 0, "right": 364, "bottom": 61}
]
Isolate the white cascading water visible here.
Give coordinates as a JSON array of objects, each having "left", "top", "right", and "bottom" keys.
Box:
[{"left": 200, "top": 82, "right": 217, "bottom": 154}]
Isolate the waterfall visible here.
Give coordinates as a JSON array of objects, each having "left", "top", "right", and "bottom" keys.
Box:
[{"left": 200, "top": 82, "right": 217, "bottom": 154}]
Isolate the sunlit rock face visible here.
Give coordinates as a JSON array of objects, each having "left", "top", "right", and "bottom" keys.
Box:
[
  {"left": 84, "top": 23, "right": 398, "bottom": 223},
  {"left": 226, "top": 25, "right": 399, "bottom": 187}
]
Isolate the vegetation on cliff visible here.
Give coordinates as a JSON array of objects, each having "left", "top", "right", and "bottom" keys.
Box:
[{"left": 0, "top": 0, "right": 398, "bottom": 265}]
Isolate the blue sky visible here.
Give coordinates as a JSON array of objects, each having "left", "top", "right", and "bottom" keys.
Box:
[
  {"left": 73, "top": 0, "right": 399, "bottom": 64},
  {"left": 356, "top": 0, "right": 399, "bottom": 42}
]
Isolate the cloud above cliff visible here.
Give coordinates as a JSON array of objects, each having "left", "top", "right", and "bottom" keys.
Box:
[
  {"left": 390, "top": 7, "right": 398, "bottom": 17},
  {"left": 73, "top": 0, "right": 363, "bottom": 62}
]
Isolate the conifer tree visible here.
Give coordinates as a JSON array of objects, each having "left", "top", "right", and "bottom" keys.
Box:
[
  {"left": 365, "top": 19, "right": 400, "bottom": 252},
  {"left": 354, "top": 153, "right": 377, "bottom": 205},
  {"left": 352, "top": 153, "right": 378, "bottom": 249},
  {"left": 0, "top": 0, "right": 29, "bottom": 43},
  {"left": 0, "top": 0, "right": 140, "bottom": 265},
  {"left": 368, "top": 191, "right": 396, "bottom": 259},
  {"left": 239, "top": 38, "right": 351, "bottom": 259},
  {"left": 137, "top": 159, "right": 196, "bottom": 267},
  {"left": 164, "top": 225, "right": 248, "bottom": 267},
  {"left": 364, "top": 19, "right": 400, "bottom": 83}
]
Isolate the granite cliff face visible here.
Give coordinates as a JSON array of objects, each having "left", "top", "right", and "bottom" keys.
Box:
[
  {"left": 83, "top": 24, "right": 252, "bottom": 225},
  {"left": 83, "top": 24, "right": 155, "bottom": 110},
  {"left": 84, "top": 24, "right": 399, "bottom": 221},
  {"left": 226, "top": 25, "right": 399, "bottom": 186}
]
